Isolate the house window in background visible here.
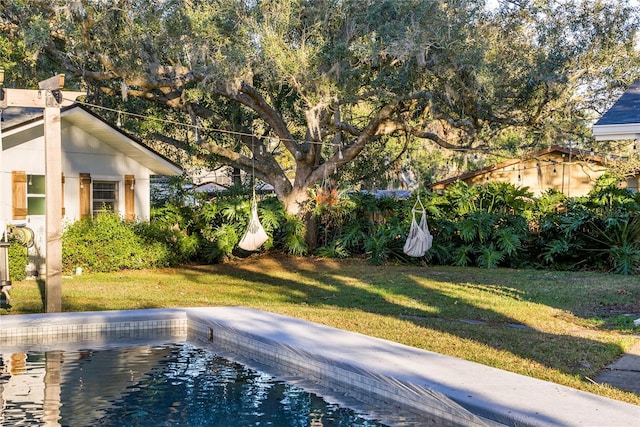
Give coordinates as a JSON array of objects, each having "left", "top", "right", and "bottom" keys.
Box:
[
  {"left": 93, "top": 181, "right": 118, "bottom": 215},
  {"left": 27, "top": 174, "right": 46, "bottom": 215}
]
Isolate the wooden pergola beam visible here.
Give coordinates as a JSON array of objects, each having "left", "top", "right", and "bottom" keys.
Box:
[{"left": 0, "top": 74, "right": 82, "bottom": 312}]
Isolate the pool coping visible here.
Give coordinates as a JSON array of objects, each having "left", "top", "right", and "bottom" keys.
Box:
[{"left": 1, "top": 307, "right": 639, "bottom": 426}]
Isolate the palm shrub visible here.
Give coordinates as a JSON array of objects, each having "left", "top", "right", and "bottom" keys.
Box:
[
  {"left": 593, "top": 215, "right": 640, "bottom": 274},
  {"left": 421, "top": 183, "right": 533, "bottom": 269},
  {"left": 358, "top": 194, "right": 412, "bottom": 264},
  {"left": 583, "top": 178, "right": 639, "bottom": 274},
  {"left": 335, "top": 216, "right": 368, "bottom": 254},
  {"left": 423, "top": 217, "right": 456, "bottom": 265},
  {"left": 133, "top": 221, "right": 198, "bottom": 265},
  {"left": 308, "top": 185, "right": 356, "bottom": 249},
  {"left": 313, "top": 192, "right": 412, "bottom": 264},
  {"left": 535, "top": 177, "right": 640, "bottom": 274},
  {"left": 196, "top": 195, "right": 247, "bottom": 262},
  {"left": 280, "top": 214, "right": 308, "bottom": 256},
  {"left": 150, "top": 203, "right": 198, "bottom": 237},
  {"left": 363, "top": 219, "right": 408, "bottom": 265},
  {"left": 536, "top": 201, "right": 592, "bottom": 270},
  {"left": 538, "top": 207, "right": 640, "bottom": 274},
  {"left": 199, "top": 223, "right": 239, "bottom": 263},
  {"left": 315, "top": 238, "right": 350, "bottom": 258},
  {"left": 191, "top": 192, "right": 306, "bottom": 261},
  {"left": 449, "top": 211, "right": 529, "bottom": 268}
]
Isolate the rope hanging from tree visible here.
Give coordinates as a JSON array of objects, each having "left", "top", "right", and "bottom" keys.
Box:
[
  {"left": 238, "top": 138, "right": 269, "bottom": 251},
  {"left": 403, "top": 192, "right": 433, "bottom": 257}
]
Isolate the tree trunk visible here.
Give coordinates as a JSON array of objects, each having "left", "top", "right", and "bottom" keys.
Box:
[
  {"left": 282, "top": 186, "right": 309, "bottom": 216},
  {"left": 304, "top": 211, "right": 319, "bottom": 252},
  {"left": 281, "top": 185, "right": 318, "bottom": 250}
]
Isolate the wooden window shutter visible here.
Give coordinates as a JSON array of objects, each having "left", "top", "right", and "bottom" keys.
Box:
[
  {"left": 11, "top": 171, "right": 27, "bottom": 220},
  {"left": 124, "top": 174, "right": 135, "bottom": 221},
  {"left": 61, "top": 173, "right": 66, "bottom": 216},
  {"left": 79, "top": 173, "right": 92, "bottom": 218}
]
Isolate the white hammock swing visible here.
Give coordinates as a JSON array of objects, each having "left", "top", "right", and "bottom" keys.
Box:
[
  {"left": 238, "top": 187, "right": 269, "bottom": 251},
  {"left": 403, "top": 194, "right": 433, "bottom": 257},
  {"left": 238, "top": 139, "right": 270, "bottom": 252}
]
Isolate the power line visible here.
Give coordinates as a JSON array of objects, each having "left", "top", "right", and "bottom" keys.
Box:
[
  {"left": 64, "top": 96, "right": 335, "bottom": 147},
  {"left": 63, "top": 96, "right": 639, "bottom": 163}
]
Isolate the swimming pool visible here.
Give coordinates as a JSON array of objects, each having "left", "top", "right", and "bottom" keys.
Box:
[
  {"left": 2, "top": 307, "right": 638, "bottom": 426},
  {"left": 1, "top": 342, "right": 385, "bottom": 426}
]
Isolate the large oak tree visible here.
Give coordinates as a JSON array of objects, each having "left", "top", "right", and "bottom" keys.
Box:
[{"left": 2, "top": 0, "right": 639, "bottom": 217}]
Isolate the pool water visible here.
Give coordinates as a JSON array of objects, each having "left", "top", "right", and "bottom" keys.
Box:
[{"left": 0, "top": 343, "right": 386, "bottom": 426}]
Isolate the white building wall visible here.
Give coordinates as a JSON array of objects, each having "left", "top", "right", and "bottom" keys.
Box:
[
  {"left": 1, "top": 119, "right": 158, "bottom": 276},
  {"left": 60, "top": 123, "right": 152, "bottom": 222}
]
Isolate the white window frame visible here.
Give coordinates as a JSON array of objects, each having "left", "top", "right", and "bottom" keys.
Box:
[{"left": 92, "top": 180, "right": 119, "bottom": 216}]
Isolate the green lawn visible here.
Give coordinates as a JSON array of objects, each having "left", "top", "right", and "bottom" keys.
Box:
[{"left": 2, "top": 254, "right": 640, "bottom": 404}]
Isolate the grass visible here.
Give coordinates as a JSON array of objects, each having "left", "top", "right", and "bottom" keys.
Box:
[{"left": 2, "top": 254, "right": 640, "bottom": 404}]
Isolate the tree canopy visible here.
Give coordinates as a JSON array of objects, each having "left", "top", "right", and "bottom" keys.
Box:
[{"left": 1, "top": 0, "right": 639, "bottom": 214}]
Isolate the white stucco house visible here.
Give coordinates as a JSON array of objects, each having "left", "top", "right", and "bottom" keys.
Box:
[{"left": 0, "top": 104, "right": 182, "bottom": 274}]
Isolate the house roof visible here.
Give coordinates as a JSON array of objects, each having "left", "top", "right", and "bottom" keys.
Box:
[
  {"left": 1, "top": 104, "right": 182, "bottom": 176},
  {"left": 0, "top": 107, "right": 43, "bottom": 128},
  {"left": 428, "top": 145, "right": 606, "bottom": 190},
  {"left": 592, "top": 80, "right": 640, "bottom": 141}
]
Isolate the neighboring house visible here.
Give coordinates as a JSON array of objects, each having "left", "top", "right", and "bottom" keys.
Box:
[
  {"left": 592, "top": 80, "right": 640, "bottom": 142},
  {"left": 191, "top": 166, "right": 236, "bottom": 189},
  {"left": 1, "top": 104, "right": 182, "bottom": 275},
  {"left": 428, "top": 145, "right": 638, "bottom": 197}
]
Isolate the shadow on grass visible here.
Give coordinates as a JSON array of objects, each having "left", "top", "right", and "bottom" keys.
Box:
[
  {"left": 179, "top": 257, "right": 627, "bottom": 381},
  {"left": 14, "top": 255, "right": 636, "bottom": 395}
]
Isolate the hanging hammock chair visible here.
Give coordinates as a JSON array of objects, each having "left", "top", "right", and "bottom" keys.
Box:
[
  {"left": 403, "top": 194, "right": 433, "bottom": 257},
  {"left": 238, "top": 137, "right": 269, "bottom": 252},
  {"left": 238, "top": 188, "right": 269, "bottom": 251}
]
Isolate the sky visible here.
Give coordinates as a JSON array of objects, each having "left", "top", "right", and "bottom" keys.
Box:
[{"left": 486, "top": 0, "right": 639, "bottom": 9}]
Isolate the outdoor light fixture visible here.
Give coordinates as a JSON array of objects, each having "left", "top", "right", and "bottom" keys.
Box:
[{"left": 38, "top": 73, "right": 65, "bottom": 104}]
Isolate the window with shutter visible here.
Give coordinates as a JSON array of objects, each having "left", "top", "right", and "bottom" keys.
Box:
[{"left": 27, "top": 174, "right": 46, "bottom": 215}]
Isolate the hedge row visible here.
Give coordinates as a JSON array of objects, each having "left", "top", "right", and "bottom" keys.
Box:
[{"left": 7, "top": 173, "right": 640, "bottom": 275}]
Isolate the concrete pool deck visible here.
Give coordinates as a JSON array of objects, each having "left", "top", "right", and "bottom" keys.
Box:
[
  {"left": 1, "top": 307, "right": 639, "bottom": 426},
  {"left": 595, "top": 339, "right": 640, "bottom": 396}
]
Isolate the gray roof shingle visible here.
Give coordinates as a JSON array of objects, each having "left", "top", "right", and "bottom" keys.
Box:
[{"left": 594, "top": 80, "right": 640, "bottom": 126}]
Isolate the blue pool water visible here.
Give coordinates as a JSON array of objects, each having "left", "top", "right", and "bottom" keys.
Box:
[{"left": 0, "top": 343, "right": 386, "bottom": 426}]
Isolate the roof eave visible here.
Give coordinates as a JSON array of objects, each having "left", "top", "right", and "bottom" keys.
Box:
[
  {"left": 60, "top": 106, "right": 183, "bottom": 176},
  {"left": 592, "top": 123, "right": 640, "bottom": 141}
]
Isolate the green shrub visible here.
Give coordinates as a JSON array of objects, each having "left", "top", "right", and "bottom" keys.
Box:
[
  {"left": 58, "top": 175, "right": 636, "bottom": 274},
  {"left": 280, "top": 214, "right": 308, "bottom": 256},
  {"left": 134, "top": 220, "right": 198, "bottom": 265},
  {"left": 8, "top": 241, "right": 28, "bottom": 281},
  {"left": 199, "top": 223, "right": 239, "bottom": 263},
  {"left": 62, "top": 212, "right": 179, "bottom": 273}
]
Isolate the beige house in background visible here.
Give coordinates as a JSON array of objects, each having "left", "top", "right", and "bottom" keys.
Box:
[{"left": 428, "top": 145, "right": 638, "bottom": 197}]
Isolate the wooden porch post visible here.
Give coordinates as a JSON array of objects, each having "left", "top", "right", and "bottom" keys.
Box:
[
  {"left": 0, "top": 73, "right": 81, "bottom": 312},
  {"left": 44, "top": 92, "right": 63, "bottom": 312}
]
